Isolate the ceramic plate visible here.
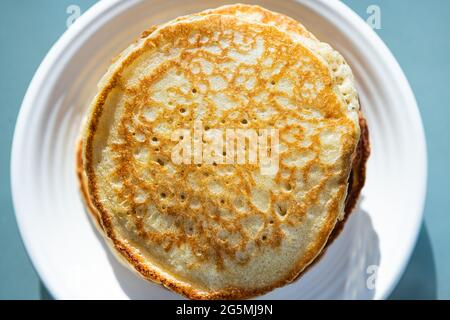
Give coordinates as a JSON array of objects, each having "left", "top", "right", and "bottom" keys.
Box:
[{"left": 11, "top": 0, "right": 427, "bottom": 299}]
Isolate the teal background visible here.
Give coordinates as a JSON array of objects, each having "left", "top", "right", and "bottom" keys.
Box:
[{"left": 0, "top": 0, "right": 447, "bottom": 299}]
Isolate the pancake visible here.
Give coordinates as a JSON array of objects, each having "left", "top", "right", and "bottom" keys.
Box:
[
  {"left": 79, "top": 8, "right": 365, "bottom": 299},
  {"left": 135, "top": 3, "right": 369, "bottom": 222},
  {"left": 152, "top": 2, "right": 370, "bottom": 222},
  {"left": 155, "top": 4, "right": 360, "bottom": 115}
]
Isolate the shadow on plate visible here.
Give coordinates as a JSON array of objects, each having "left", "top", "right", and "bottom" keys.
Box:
[
  {"left": 389, "top": 223, "right": 437, "bottom": 299},
  {"left": 279, "top": 201, "right": 381, "bottom": 300},
  {"left": 325, "top": 206, "right": 381, "bottom": 299},
  {"left": 341, "top": 207, "right": 380, "bottom": 299},
  {"left": 40, "top": 200, "right": 433, "bottom": 300},
  {"left": 87, "top": 200, "right": 382, "bottom": 299}
]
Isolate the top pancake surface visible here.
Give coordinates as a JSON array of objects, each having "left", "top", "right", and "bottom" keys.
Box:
[{"left": 82, "top": 11, "right": 360, "bottom": 299}]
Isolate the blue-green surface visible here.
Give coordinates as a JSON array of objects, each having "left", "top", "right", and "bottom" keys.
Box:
[{"left": 0, "top": 0, "right": 448, "bottom": 299}]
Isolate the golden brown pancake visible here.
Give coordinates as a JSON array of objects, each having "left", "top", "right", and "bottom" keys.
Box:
[
  {"left": 158, "top": 2, "right": 371, "bottom": 224},
  {"left": 77, "top": 6, "right": 369, "bottom": 299},
  {"left": 76, "top": 116, "right": 369, "bottom": 290}
]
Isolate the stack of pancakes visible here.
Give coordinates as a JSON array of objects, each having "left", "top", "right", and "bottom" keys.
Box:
[{"left": 78, "top": 4, "right": 370, "bottom": 299}]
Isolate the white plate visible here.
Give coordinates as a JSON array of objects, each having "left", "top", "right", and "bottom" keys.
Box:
[{"left": 11, "top": 0, "right": 427, "bottom": 300}]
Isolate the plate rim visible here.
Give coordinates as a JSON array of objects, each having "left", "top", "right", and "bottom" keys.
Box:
[{"left": 11, "top": 0, "right": 427, "bottom": 300}]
